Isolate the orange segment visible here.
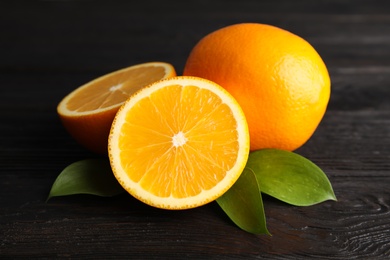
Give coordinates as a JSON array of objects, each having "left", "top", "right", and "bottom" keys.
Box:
[
  {"left": 57, "top": 62, "right": 176, "bottom": 154},
  {"left": 108, "top": 76, "right": 250, "bottom": 209}
]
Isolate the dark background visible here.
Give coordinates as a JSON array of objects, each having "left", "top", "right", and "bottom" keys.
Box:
[{"left": 1, "top": 0, "right": 390, "bottom": 258}]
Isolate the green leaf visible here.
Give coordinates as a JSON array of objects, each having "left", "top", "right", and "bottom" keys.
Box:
[
  {"left": 47, "top": 158, "right": 125, "bottom": 201},
  {"left": 216, "top": 168, "right": 270, "bottom": 235},
  {"left": 246, "top": 149, "right": 337, "bottom": 206}
]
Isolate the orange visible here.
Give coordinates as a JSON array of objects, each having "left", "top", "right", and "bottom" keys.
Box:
[
  {"left": 108, "top": 76, "right": 250, "bottom": 209},
  {"left": 183, "top": 23, "right": 331, "bottom": 151},
  {"left": 57, "top": 62, "right": 176, "bottom": 154}
]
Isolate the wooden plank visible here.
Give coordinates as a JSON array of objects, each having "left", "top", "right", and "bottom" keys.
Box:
[
  {"left": 1, "top": 0, "right": 389, "bottom": 258},
  {"left": 1, "top": 178, "right": 389, "bottom": 258}
]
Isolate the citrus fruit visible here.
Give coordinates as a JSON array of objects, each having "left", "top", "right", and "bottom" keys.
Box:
[
  {"left": 183, "top": 23, "right": 331, "bottom": 151},
  {"left": 57, "top": 62, "right": 176, "bottom": 154},
  {"left": 108, "top": 76, "right": 250, "bottom": 210}
]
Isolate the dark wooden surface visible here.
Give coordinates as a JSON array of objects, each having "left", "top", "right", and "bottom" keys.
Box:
[{"left": 1, "top": 0, "right": 390, "bottom": 259}]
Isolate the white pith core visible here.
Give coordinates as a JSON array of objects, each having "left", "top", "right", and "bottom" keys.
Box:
[
  {"left": 172, "top": 131, "right": 187, "bottom": 147},
  {"left": 110, "top": 83, "right": 123, "bottom": 92}
]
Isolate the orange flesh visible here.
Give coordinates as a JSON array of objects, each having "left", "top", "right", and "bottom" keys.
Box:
[
  {"left": 118, "top": 84, "right": 240, "bottom": 198},
  {"left": 67, "top": 66, "right": 166, "bottom": 112}
]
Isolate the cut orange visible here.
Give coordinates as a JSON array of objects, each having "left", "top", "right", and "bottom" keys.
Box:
[
  {"left": 108, "top": 76, "right": 250, "bottom": 209},
  {"left": 57, "top": 62, "right": 176, "bottom": 154}
]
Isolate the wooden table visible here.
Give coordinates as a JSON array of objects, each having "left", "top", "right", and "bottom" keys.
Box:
[{"left": 1, "top": 1, "right": 389, "bottom": 258}]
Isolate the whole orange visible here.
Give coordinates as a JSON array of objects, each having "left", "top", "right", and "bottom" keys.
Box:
[{"left": 183, "top": 23, "right": 330, "bottom": 151}]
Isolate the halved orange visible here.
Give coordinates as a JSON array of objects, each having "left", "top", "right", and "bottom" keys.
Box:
[
  {"left": 57, "top": 62, "right": 176, "bottom": 154},
  {"left": 108, "top": 76, "right": 250, "bottom": 209}
]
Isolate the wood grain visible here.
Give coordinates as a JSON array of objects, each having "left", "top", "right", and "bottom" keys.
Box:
[
  {"left": 1, "top": 179, "right": 389, "bottom": 258},
  {"left": 1, "top": 0, "right": 390, "bottom": 258}
]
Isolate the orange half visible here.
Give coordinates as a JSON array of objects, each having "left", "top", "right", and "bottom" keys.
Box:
[
  {"left": 108, "top": 76, "right": 250, "bottom": 209},
  {"left": 57, "top": 62, "right": 176, "bottom": 154}
]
